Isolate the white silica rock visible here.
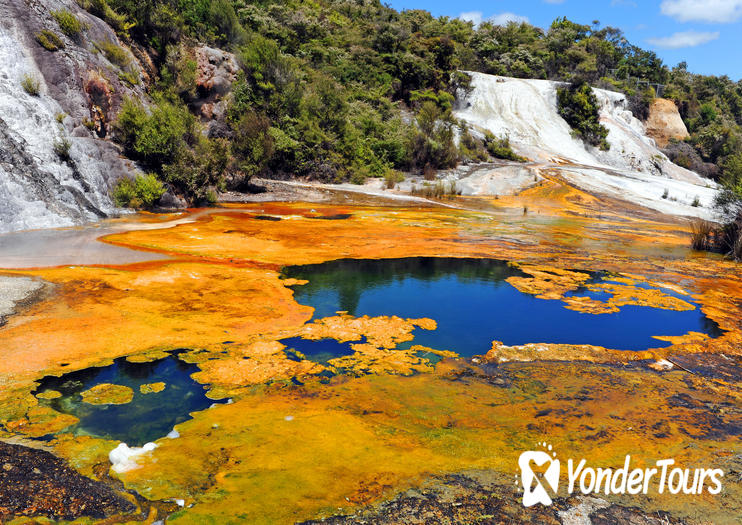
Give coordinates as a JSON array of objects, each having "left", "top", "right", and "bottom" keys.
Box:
[
  {"left": 109, "top": 442, "right": 158, "bottom": 473},
  {"left": 455, "top": 72, "right": 720, "bottom": 219},
  {"left": 0, "top": 21, "right": 118, "bottom": 233}
]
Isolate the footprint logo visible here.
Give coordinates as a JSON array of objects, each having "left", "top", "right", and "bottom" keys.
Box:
[{"left": 518, "top": 442, "right": 560, "bottom": 507}]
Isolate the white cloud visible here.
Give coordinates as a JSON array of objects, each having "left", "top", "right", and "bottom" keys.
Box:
[
  {"left": 660, "top": 0, "right": 742, "bottom": 23},
  {"left": 647, "top": 30, "right": 720, "bottom": 48},
  {"left": 488, "top": 12, "right": 530, "bottom": 26},
  {"left": 459, "top": 11, "right": 483, "bottom": 27},
  {"left": 458, "top": 11, "right": 529, "bottom": 27}
]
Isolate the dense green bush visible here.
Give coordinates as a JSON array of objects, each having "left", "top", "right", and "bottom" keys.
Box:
[
  {"left": 53, "top": 138, "right": 72, "bottom": 161},
  {"left": 36, "top": 30, "right": 65, "bottom": 51},
  {"left": 112, "top": 174, "right": 166, "bottom": 209},
  {"left": 483, "top": 132, "right": 528, "bottom": 162},
  {"left": 231, "top": 112, "right": 274, "bottom": 185},
  {"left": 21, "top": 74, "right": 41, "bottom": 96},
  {"left": 115, "top": 96, "right": 194, "bottom": 169},
  {"left": 557, "top": 80, "right": 610, "bottom": 150},
  {"left": 95, "top": 40, "right": 131, "bottom": 69},
  {"left": 160, "top": 44, "right": 198, "bottom": 99},
  {"left": 51, "top": 9, "right": 86, "bottom": 40},
  {"left": 162, "top": 137, "right": 231, "bottom": 202},
  {"left": 80, "top": 0, "right": 131, "bottom": 37},
  {"left": 114, "top": 94, "right": 232, "bottom": 202},
  {"left": 407, "top": 101, "right": 459, "bottom": 176}
]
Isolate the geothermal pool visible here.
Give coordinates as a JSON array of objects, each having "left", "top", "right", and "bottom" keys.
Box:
[
  {"left": 33, "top": 354, "right": 214, "bottom": 445},
  {"left": 283, "top": 257, "right": 722, "bottom": 353}
]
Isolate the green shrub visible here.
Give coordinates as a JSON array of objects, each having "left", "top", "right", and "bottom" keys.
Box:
[
  {"left": 483, "top": 132, "right": 528, "bottom": 162},
  {"left": 115, "top": 96, "right": 194, "bottom": 169},
  {"left": 78, "top": 0, "right": 131, "bottom": 37},
  {"left": 384, "top": 170, "right": 404, "bottom": 189},
  {"left": 21, "top": 74, "right": 41, "bottom": 96},
  {"left": 112, "top": 177, "right": 137, "bottom": 207},
  {"left": 557, "top": 80, "right": 610, "bottom": 151},
  {"left": 349, "top": 167, "right": 369, "bottom": 185},
  {"left": 162, "top": 137, "right": 231, "bottom": 203},
  {"left": 231, "top": 113, "right": 274, "bottom": 186},
  {"left": 118, "top": 69, "right": 140, "bottom": 86},
  {"left": 51, "top": 9, "right": 86, "bottom": 40},
  {"left": 95, "top": 40, "right": 130, "bottom": 69},
  {"left": 160, "top": 44, "right": 197, "bottom": 99},
  {"left": 410, "top": 180, "right": 461, "bottom": 199},
  {"left": 407, "top": 101, "right": 459, "bottom": 175},
  {"left": 112, "top": 174, "right": 166, "bottom": 209},
  {"left": 36, "top": 30, "right": 65, "bottom": 51},
  {"left": 53, "top": 138, "right": 72, "bottom": 161},
  {"left": 458, "top": 127, "right": 489, "bottom": 162},
  {"left": 114, "top": 95, "right": 232, "bottom": 203}
]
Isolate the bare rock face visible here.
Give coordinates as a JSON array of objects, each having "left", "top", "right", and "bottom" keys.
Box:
[
  {"left": 193, "top": 46, "right": 238, "bottom": 129},
  {"left": 645, "top": 98, "right": 690, "bottom": 149},
  {"left": 0, "top": 0, "right": 148, "bottom": 233}
]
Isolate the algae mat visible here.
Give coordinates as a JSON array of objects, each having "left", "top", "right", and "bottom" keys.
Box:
[{"left": 0, "top": 200, "right": 740, "bottom": 524}]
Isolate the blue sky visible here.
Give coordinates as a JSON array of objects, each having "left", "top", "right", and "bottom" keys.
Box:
[{"left": 386, "top": 0, "right": 742, "bottom": 80}]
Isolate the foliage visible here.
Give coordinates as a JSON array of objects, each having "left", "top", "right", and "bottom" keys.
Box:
[
  {"left": 410, "top": 180, "right": 461, "bottom": 199},
  {"left": 118, "top": 69, "right": 140, "bottom": 86},
  {"left": 112, "top": 174, "right": 166, "bottom": 209},
  {"left": 557, "top": 80, "right": 610, "bottom": 150},
  {"left": 77, "top": 0, "right": 132, "bottom": 37},
  {"left": 36, "top": 30, "right": 65, "bottom": 51},
  {"left": 458, "top": 127, "right": 489, "bottom": 163},
  {"left": 21, "top": 74, "right": 41, "bottom": 96},
  {"left": 162, "top": 136, "right": 231, "bottom": 202},
  {"left": 53, "top": 138, "right": 72, "bottom": 161},
  {"left": 51, "top": 9, "right": 86, "bottom": 40},
  {"left": 160, "top": 44, "right": 198, "bottom": 99},
  {"left": 483, "top": 131, "right": 528, "bottom": 162},
  {"left": 95, "top": 40, "right": 131, "bottom": 69},
  {"left": 90, "top": 0, "right": 742, "bottom": 215},
  {"left": 231, "top": 112, "right": 274, "bottom": 186},
  {"left": 406, "top": 101, "right": 459, "bottom": 175},
  {"left": 115, "top": 95, "right": 194, "bottom": 169},
  {"left": 384, "top": 170, "right": 405, "bottom": 189}
]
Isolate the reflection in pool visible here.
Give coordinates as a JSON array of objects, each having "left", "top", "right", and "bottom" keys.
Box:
[
  {"left": 282, "top": 257, "right": 723, "bottom": 354},
  {"left": 33, "top": 353, "right": 214, "bottom": 446},
  {"left": 280, "top": 337, "right": 363, "bottom": 364}
]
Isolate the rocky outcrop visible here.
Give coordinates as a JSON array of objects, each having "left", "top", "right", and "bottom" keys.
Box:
[
  {"left": 0, "top": 440, "right": 135, "bottom": 521},
  {"left": 662, "top": 140, "right": 719, "bottom": 179},
  {"left": 0, "top": 0, "right": 148, "bottom": 233},
  {"left": 193, "top": 46, "right": 238, "bottom": 128},
  {"left": 645, "top": 98, "right": 690, "bottom": 149}
]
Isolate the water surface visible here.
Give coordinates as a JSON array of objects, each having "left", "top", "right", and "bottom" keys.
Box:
[
  {"left": 283, "top": 257, "right": 722, "bottom": 354},
  {"left": 34, "top": 353, "right": 213, "bottom": 445}
]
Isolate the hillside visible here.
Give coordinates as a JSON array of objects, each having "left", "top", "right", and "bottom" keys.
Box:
[{"left": 0, "top": 0, "right": 740, "bottom": 235}]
